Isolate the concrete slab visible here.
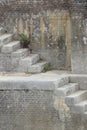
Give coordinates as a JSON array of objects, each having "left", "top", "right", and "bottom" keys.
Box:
[
  {"left": 28, "top": 61, "right": 49, "bottom": 73},
  {"left": 0, "top": 74, "right": 69, "bottom": 90},
  {"left": 1, "top": 41, "right": 20, "bottom": 53},
  {"left": 0, "top": 34, "right": 12, "bottom": 45},
  {"left": 69, "top": 75, "right": 87, "bottom": 90},
  {"left": 65, "top": 90, "right": 87, "bottom": 106},
  {"left": 12, "top": 48, "right": 29, "bottom": 57},
  {"left": 56, "top": 83, "right": 79, "bottom": 97},
  {"left": 72, "top": 100, "right": 87, "bottom": 114}
]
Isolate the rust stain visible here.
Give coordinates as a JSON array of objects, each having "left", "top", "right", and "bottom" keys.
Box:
[
  {"left": 53, "top": 96, "right": 69, "bottom": 111},
  {"left": 30, "top": 18, "right": 33, "bottom": 38},
  {"left": 48, "top": 12, "right": 68, "bottom": 42},
  {"left": 62, "top": 13, "right": 67, "bottom": 46},
  {"left": 14, "top": 19, "right": 17, "bottom": 33},
  {"left": 40, "top": 17, "right": 45, "bottom": 48},
  {"left": 62, "top": 13, "right": 71, "bottom": 69},
  {"left": 48, "top": 11, "right": 71, "bottom": 69},
  {"left": 19, "top": 18, "right": 23, "bottom": 33},
  {"left": 24, "top": 20, "right": 29, "bottom": 37},
  {"left": 48, "top": 13, "right": 59, "bottom": 41},
  {"left": 13, "top": 18, "right": 18, "bottom": 38}
]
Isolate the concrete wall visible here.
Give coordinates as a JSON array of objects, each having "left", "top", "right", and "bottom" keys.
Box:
[
  {"left": 0, "top": 0, "right": 87, "bottom": 71},
  {"left": 71, "top": 13, "right": 87, "bottom": 74},
  {"left": 1, "top": 90, "right": 87, "bottom": 130},
  {"left": 0, "top": 76, "right": 87, "bottom": 130},
  {"left": 0, "top": 0, "right": 71, "bottom": 69},
  {"left": 1, "top": 10, "right": 70, "bottom": 69}
]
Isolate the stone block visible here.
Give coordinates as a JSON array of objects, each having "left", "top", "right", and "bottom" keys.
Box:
[
  {"left": 0, "top": 53, "right": 12, "bottom": 71},
  {"left": 69, "top": 75, "right": 87, "bottom": 90},
  {"left": 0, "top": 34, "right": 13, "bottom": 47},
  {"left": 18, "top": 54, "right": 40, "bottom": 72},
  {"left": 20, "top": 54, "right": 40, "bottom": 65},
  {"left": 83, "top": 112, "right": 87, "bottom": 119},
  {"left": 55, "top": 83, "right": 79, "bottom": 97},
  {"left": 12, "top": 48, "right": 29, "bottom": 58},
  {"left": 1, "top": 41, "right": 20, "bottom": 53},
  {"left": 28, "top": 61, "right": 49, "bottom": 73},
  {"left": 11, "top": 49, "right": 29, "bottom": 71},
  {"left": 71, "top": 100, "right": 87, "bottom": 114},
  {"left": 71, "top": 50, "right": 87, "bottom": 74},
  {"left": 0, "top": 74, "right": 69, "bottom": 90},
  {"left": 65, "top": 90, "right": 87, "bottom": 106}
]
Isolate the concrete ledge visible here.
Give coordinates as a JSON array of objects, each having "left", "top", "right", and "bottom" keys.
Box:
[
  {"left": 0, "top": 34, "right": 12, "bottom": 45},
  {"left": 65, "top": 90, "right": 87, "bottom": 106},
  {"left": 69, "top": 75, "right": 87, "bottom": 90},
  {"left": 12, "top": 49, "right": 29, "bottom": 58},
  {"left": 1, "top": 41, "right": 20, "bottom": 53},
  {"left": 55, "top": 83, "right": 79, "bottom": 97},
  {"left": 0, "top": 74, "right": 69, "bottom": 90}
]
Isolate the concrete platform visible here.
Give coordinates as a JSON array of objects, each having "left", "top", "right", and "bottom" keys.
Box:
[
  {"left": 43, "top": 70, "right": 87, "bottom": 90},
  {"left": 0, "top": 70, "right": 87, "bottom": 90},
  {"left": 0, "top": 72, "right": 69, "bottom": 90}
]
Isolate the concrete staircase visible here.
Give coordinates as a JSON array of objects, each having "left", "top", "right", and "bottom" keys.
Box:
[
  {"left": 56, "top": 80, "right": 87, "bottom": 116},
  {"left": 0, "top": 27, "right": 49, "bottom": 73}
]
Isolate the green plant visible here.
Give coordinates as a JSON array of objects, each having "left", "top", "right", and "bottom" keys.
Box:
[
  {"left": 19, "top": 33, "right": 30, "bottom": 48},
  {"left": 43, "top": 64, "right": 51, "bottom": 72}
]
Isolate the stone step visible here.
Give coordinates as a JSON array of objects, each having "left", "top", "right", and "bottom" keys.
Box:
[
  {"left": 0, "top": 34, "right": 13, "bottom": 47},
  {"left": 18, "top": 54, "right": 40, "bottom": 72},
  {"left": 69, "top": 75, "right": 87, "bottom": 90},
  {"left": 71, "top": 100, "right": 87, "bottom": 114},
  {"left": 11, "top": 49, "right": 29, "bottom": 72},
  {"left": 1, "top": 41, "right": 21, "bottom": 53},
  {"left": 56, "top": 83, "right": 79, "bottom": 97},
  {"left": 0, "top": 74, "right": 69, "bottom": 90},
  {"left": 0, "top": 27, "right": 5, "bottom": 35},
  {"left": 12, "top": 48, "right": 29, "bottom": 58},
  {"left": 28, "top": 61, "right": 49, "bottom": 73},
  {"left": 83, "top": 112, "right": 87, "bottom": 119},
  {"left": 65, "top": 90, "right": 87, "bottom": 107},
  {"left": 20, "top": 54, "right": 40, "bottom": 66}
]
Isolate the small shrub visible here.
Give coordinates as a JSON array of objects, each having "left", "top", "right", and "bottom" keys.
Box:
[
  {"left": 19, "top": 33, "right": 30, "bottom": 48},
  {"left": 43, "top": 65, "right": 51, "bottom": 72}
]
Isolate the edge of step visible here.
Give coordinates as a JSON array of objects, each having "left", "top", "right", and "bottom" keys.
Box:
[
  {"left": 71, "top": 100, "right": 87, "bottom": 114},
  {"left": 55, "top": 83, "right": 79, "bottom": 97},
  {"left": 28, "top": 61, "right": 49, "bottom": 73},
  {"left": 19, "top": 54, "right": 40, "bottom": 66},
  {"left": 1, "top": 41, "right": 21, "bottom": 53},
  {"left": 65, "top": 90, "right": 87, "bottom": 107},
  {"left": 0, "top": 34, "right": 13, "bottom": 46},
  {"left": 12, "top": 48, "right": 29, "bottom": 58}
]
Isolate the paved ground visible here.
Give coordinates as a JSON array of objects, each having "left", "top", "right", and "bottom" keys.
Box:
[
  {"left": 0, "top": 70, "right": 71, "bottom": 76},
  {"left": 1, "top": 70, "right": 87, "bottom": 78}
]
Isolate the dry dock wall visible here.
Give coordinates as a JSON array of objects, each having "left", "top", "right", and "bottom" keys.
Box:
[
  {"left": 0, "top": 0, "right": 87, "bottom": 71},
  {"left": 0, "top": 75, "right": 87, "bottom": 130},
  {"left": 0, "top": 0, "right": 70, "bottom": 69}
]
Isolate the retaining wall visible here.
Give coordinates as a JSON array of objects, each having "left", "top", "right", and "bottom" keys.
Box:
[{"left": 0, "top": 75, "right": 87, "bottom": 130}]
